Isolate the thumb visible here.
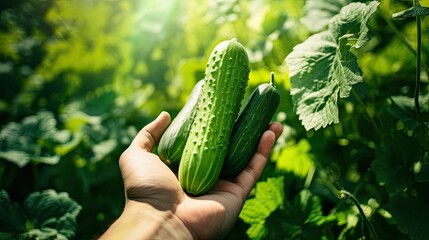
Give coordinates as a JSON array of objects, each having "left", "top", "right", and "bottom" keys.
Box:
[{"left": 131, "top": 111, "right": 171, "bottom": 152}]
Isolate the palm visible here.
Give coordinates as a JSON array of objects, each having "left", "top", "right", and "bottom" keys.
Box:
[{"left": 120, "top": 148, "right": 245, "bottom": 239}]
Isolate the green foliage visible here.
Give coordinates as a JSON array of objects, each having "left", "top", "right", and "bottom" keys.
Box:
[
  {"left": 0, "top": 189, "right": 81, "bottom": 239},
  {"left": 1, "top": 0, "right": 428, "bottom": 239},
  {"left": 286, "top": 1, "right": 379, "bottom": 131},
  {"left": 240, "top": 176, "right": 285, "bottom": 240},
  {"left": 0, "top": 111, "right": 61, "bottom": 167}
]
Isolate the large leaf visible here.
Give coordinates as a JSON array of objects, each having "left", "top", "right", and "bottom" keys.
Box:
[
  {"left": 0, "top": 190, "right": 26, "bottom": 233},
  {"left": 371, "top": 131, "right": 421, "bottom": 195},
  {"left": 274, "top": 139, "right": 314, "bottom": 178},
  {"left": 0, "top": 189, "right": 81, "bottom": 239},
  {"left": 386, "top": 193, "right": 429, "bottom": 240},
  {"left": 329, "top": 1, "right": 380, "bottom": 48},
  {"left": 285, "top": 1, "right": 379, "bottom": 131},
  {"left": 388, "top": 93, "right": 429, "bottom": 135},
  {"left": 286, "top": 31, "right": 361, "bottom": 130},
  {"left": 240, "top": 176, "right": 285, "bottom": 240},
  {"left": 266, "top": 189, "right": 337, "bottom": 240},
  {"left": 0, "top": 111, "right": 61, "bottom": 167},
  {"left": 301, "top": 0, "right": 353, "bottom": 32}
]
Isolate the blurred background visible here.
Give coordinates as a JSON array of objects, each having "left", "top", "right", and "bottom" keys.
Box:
[{"left": 1, "top": 0, "right": 428, "bottom": 239}]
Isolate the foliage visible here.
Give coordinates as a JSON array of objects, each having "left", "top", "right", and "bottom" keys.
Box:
[
  {"left": 0, "top": 189, "right": 81, "bottom": 239},
  {"left": 1, "top": 0, "right": 428, "bottom": 239}
]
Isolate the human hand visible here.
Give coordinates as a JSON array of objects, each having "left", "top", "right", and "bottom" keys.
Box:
[{"left": 101, "top": 111, "right": 283, "bottom": 239}]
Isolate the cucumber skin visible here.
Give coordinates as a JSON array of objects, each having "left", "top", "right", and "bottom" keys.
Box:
[
  {"left": 158, "top": 79, "right": 204, "bottom": 169},
  {"left": 179, "top": 38, "right": 250, "bottom": 195},
  {"left": 222, "top": 77, "right": 280, "bottom": 177}
]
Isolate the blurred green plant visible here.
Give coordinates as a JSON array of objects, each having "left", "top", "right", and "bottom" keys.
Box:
[{"left": 0, "top": 0, "right": 428, "bottom": 239}]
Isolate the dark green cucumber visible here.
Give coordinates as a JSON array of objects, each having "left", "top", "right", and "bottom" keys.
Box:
[
  {"left": 158, "top": 79, "right": 204, "bottom": 168},
  {"left": 179, "top": 38, "right": 250, "bottom": 195},
  {"left": 222, "top": 72, "right": 280, "bottom": 177}
]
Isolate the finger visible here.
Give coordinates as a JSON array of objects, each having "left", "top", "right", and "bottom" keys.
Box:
[
  {"left": 234, "top": 122, "right": 283, "bottom": 198},
  {"left": 131, "top": 111, "right": 171, "bottom": 152},
  {"left": 268, "top": 121, "right": 283, "bottom": 140}
]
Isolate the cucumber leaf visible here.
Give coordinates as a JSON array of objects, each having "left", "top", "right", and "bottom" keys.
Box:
[
  {"left": 240, "top": 176, "right": 285, "bottom": 240},
  {"left": 0, "top": 190, "right": 26, "bottom": 233},
  {"left": 371, "top": 131, "right": 420, "bottom": 195},
  {"left": 388, "top": 93, "right": 429, "bottom": 134},
  {"left": 285, "top": 1, "right": 379, "bottom": 131},
  {"left": 266, "top": 189, "right": 337, "bottom": 240},
  {"left": 301, "top": 0, "right": 353, "bottom": 32},
  {"left": 386, "top": 193, "right": 429, "bottom": 240},
  {"left": 273, "top": 139, "right": 314, "bottom": 178},
  {"left": 0, "top": 111, "right": 60, "bottom": 167},
  {"left": 0, "top": 189, "right": 81, "bottom": 239}
]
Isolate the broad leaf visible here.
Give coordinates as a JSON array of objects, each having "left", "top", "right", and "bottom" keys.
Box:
[
  {"left": 266, "top": 189, "right": 337, "bottom": 240},
  {"left": 329, "top": 1, "right": 380, "bottom": 48},
  {"left": 24, "top": 190, "right": 82, "bottom": 239},
  {"left": 0, "top": 111, "right": 61, "bottom": 167},
  {"left": 386, "top": 193, "right": 429, "bottom": 240},
  {"left": 301, "top": 0, "right": 353, "bottom": 32},
  {"left": 240, "top": 176, "right": 284, "bottom": 240},
  {"left": 91, "top": 138, "right": 117, "bottom": 163},
  {"left": 286, "top": 1, "right": 379, "bottom": 131},
  {"left": 274, "top": 139, "right": 314, "bottom": 178},
  {"left": 0, "top": 189, "right": 81, "bottom": 239},
  {"left": 371, "top": 131, "right": 421, "bottom": 195},
  {"left": 286, "top": 31, "right": 361, "bottom": 130},
  {"left": 388, "top": 93, "right": 429, "bottom": 134},
  {"left": 0, "top": 190, "right": 26, "bottom": 233}
]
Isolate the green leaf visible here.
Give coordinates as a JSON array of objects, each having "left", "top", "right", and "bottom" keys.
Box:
[
  {"left": 0, "top": 190, "right": 26, "bottom": 233},
  {"left": 0, "top": 189, "right": 81, "bottom": 239},
  {"left": 23, "top": 190, "right": 82, "bottom": 239},
  {"left": 286, "top": 31, "right": 361, "bottom": 130},
  {"left": 386, "top": 193, "right": 429, "bottom": 240},
  {"left": 329, "top": 1, "right": 380, "bottom": 48},
  {"left": 285, "top": 1, "right": 379, "bottom": 131},
  {"left": 266, "top": 189, "right": 337, "bottom": 240},
  {"left": 388, "top": 93, "right": 429, "bottom": 134},
  {"left": 392, "top": 5, "right": 429, "bottom": 19},
  {"left": 371, "top": 131, "right": 420, "bottom": 195},
  {"left": 91, "top": 138, "right": 117, "bottom": 163},
  {"left": 240, "top": 176, "right": 285, "bottom": 239},
  {"left": 301, "top": 0, "right": 353, "bottom": 32},
  {"left": 274, "top": 139, "right": 314, "bottom": 178},
  {"left": 0, "top": 111, "right": 61, "bottom": 167}
]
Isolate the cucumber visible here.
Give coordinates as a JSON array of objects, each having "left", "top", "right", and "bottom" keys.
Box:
[
  {"left": 222, "top": 72, "right": 280, "bottom": 177},
  {"left": 158, "top": 79, "right": 204, "bottom": 168},
  {"left": 178, "top": 38, "right": 250, "bottom": 195}
]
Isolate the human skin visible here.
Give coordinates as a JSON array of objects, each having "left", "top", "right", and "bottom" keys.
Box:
[{"left": 100, "top": 111, "right": 283, "bottom": 239}]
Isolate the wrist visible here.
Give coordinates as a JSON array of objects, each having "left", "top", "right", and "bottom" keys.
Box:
[{"left": 100, "top": 200, "right": 194, "bottom": 240}]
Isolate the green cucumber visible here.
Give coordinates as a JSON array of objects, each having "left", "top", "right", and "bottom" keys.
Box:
[
  {"left": 158, "top": 79, "right": 204, "bottom": 168},
  {"left": 222, "top": 72, "right": 280, "bottom": 177},
  {"left": 178, "top": 38, "right": 250, "bottom": 195}
]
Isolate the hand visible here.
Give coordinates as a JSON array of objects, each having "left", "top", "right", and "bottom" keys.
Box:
[{"left": 101, "top": 111, "right": 283, "bottom": 239}]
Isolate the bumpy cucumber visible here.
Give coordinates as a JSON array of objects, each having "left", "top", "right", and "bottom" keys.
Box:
[
  {"left": 158, "top": 79, "right": 204, "bottom": 168},
  {"left": 222, "top": 72, "right": 280, "bottom": 177},
  {"left": 178, "top": 38, "right": 250, "bottom": 195}
]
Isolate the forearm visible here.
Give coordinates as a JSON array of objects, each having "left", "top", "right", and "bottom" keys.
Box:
[{"left": 99, "top": 200, "right": 194, "bottom": 240}]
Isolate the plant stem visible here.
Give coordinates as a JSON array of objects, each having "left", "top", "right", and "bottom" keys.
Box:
[
  {"left": 338, "top": 190, "right": 379, "bottom": 240},
  {"left": 414, "top": 0, "right": 422, "bottom": 122},
  {"left": 378, "top": 5, "right": 429, "bottom": 79},
  {"left": 351, "top": 89, "right": 383, "bottom": 139}
]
